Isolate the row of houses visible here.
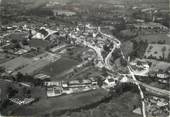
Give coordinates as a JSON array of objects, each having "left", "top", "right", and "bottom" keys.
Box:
[
  {"left": 44, "top": 78, "right": 99, "bottom": 97},
  {"left": 44, "top": 73, "right": 125, "bottom": 97},
  {"left": 130, "top": 22, "right": 169, "bottom": 34}
]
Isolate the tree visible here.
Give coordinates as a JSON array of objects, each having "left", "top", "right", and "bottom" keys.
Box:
[
  {"left": 167, "top": 52, "right": 170, "bottom": 62},
  {"left": 0, "top": 67, "right": 5, "bottom": 74},
  {"left": 0, "top": 99, "right": 12, "bottom": 110},
  {"left": 111, "top": 48, "right": 121, "bottom": 61},
  {"left": 7, "top": 86, "right": 18, "bottom": 98},
  {"left": 102, "top": 67, "right": 108, "bottom": 77},
  {"left": 120, "top": 57, "right": 128, "bottom": 67},
  {"left": 97, "top": 77, "right": 104, "bottom": 88},
  {"left": 103, "top": 44, "right": 110, "bottom": 52},
  {"left": 16, "top": 72, "right": 24, "bottom": 82},
  {"left": 161, "top": 46, "right": 167, "bottom": 60},
  {"left": 34, "top": 79, "right": 42, "bottom": 86},
  {"left": 26, "top": 89, "right": 31, "bottom": 97},
  {"left": 22, "top": 39, "right": 29, "bottom": 45}
]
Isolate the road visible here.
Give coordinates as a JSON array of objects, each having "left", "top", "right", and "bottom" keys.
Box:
[
  {"left": 43, "top": 31, "right": 58, "bottom": 40},
  {"left": 127, "top": 66, "right": 146, "bottom": 117},
  {"left": 104, "top": 44, "right": 116, "bottom": 70},
  {"left": 98, "top": 27, "right": 147, "bottom": 117}
]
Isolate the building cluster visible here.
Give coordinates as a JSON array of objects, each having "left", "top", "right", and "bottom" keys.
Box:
[
  {"left": 130, "top": 59, "right": 150, "bottom": 76},
  {"left": 133, "top": 95, "right": 169, "bottom": 117},
  {"left": 44, "top": 79, "right": 99, "bottom": 97},
  {"left": 44, "top": 72, "right": 130, "bottom": 97},
  {"left": 149, "top": 68, "right": 170, "bottom": 85},
  {"left": 129, "top": 22, "right": 169, "bottom": 35},
  {"left": 0, "top": 25, "right": 33, "bottom": 55},
  {"left": 145, "top": 96, "right": 169, "bottom": 117}
]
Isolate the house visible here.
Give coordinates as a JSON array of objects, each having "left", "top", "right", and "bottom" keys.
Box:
[
  {"left": 44, "top": 81, "right": 62, "bottom": 87},
  {"left": 68, "top": 80, "right": 92, "bottom": 88},
  {"left": 53, "top": 10, "right": 76, "bottom": 17},
  {"left": 46, "top": 86, "right": 63, "bottom": 97},
  {"left": 62, "top": 87, "right": 74, "bottom": 94},
  {"left": 157, "top": 99, "right": 168, "bottom": 107},
  {"left": 157, "top": 73, "right": 169, "bottom": 79},
  {"left": 133, "top": 22, "right": 168, "bottom": 31},
  {"left": 119, "top": 75, "right": 129, "bottom": 83},
  {"left": 103, "top": 76, "right": 116, "bottom": 88},
  {"left": 62, "top": 81, "right": 69, "bottom": 88},
  {"left": 35, "top": 74, "right": 50, "bottom": 81}
]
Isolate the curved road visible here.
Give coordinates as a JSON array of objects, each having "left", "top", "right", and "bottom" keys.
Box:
[
  {"left": 48, "top": 26, "right": 170, "bottom": 117},
  {"left": 98, "top": 27, "right": 147, "bottom": 117}
]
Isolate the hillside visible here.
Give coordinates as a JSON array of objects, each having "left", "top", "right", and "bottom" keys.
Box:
[{"left": 2, "top": 0, "right": 169, "bottom": 9}]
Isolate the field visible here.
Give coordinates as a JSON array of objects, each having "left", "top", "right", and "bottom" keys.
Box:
[
  {"left": 144, "top": 44, "right": 170, "bottom": 60},
  {"left": 121, "top": 41, "right": 134, "bottom": 56},
  {"left": 14, "top": 59, "right": 52, "bottom": 76},
  {"left": 134, "top": 34, "right": 170, "bottom": 45},
  {"left": 9, "top": 89, "right": 108, "bottom": 116},
  {"left": 145, "top": 59, "right": 170, "bottom": 71},
  {"left": 0, "top": 56, "right": 32, "bottom": 73},
  {"left": 4, "top": 32, "right": 28, "bottom": 41},
  {"left": 0, "top": 52, "right": 62, "bottom": 75},
  {"left": 62, "top": 92, "right": 141, "bottom": 117},
  {"left": 0, "top": 53, "right": 16, "bottom": 64},
  {"left": 29, "top": 39, "right": 50, "bottom": 50},
  {"left": 39, "top": 57, "right": 80, "bottom": 79},
  {"left": 0, "top": 80, "right": 10, "bottom": 101}
]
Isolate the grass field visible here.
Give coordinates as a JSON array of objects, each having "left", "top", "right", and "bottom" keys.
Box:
[
  {"left": 0, "top": 80, "right": 10, "bottom": 101},
  {"left": 29, "top": 39, "right": 50, "bottom": 50},
  {"left": 10, "top": 89, "right": 108, "bottom": 116},
  {"left": 62, "top": 92, "right": 141, "bottom": 117},
  {"left": 39, "top": 57, "right": 80, "bottom": 79},
  {"left": 121, "top": 41, "right": 134, "bottom": 56}
]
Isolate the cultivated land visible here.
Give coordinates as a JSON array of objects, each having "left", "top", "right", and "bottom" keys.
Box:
[
  {"left": 0, "top": 56, "right": 32, "bottom": 73},
  {"left": 0, "top": 52, "right": 61, "bottom": 75},
  {"left": 0, "top": 53, "right": 16, "bottom": 64},
  {"left": 144, "top": 44, "right": 170, "bottom": 59},
  {"left": 134, "top": 34, "right": 170, "bottom": 44},
  {"left": 145, "top": 59, "right": 170, "bottom": 71}
]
